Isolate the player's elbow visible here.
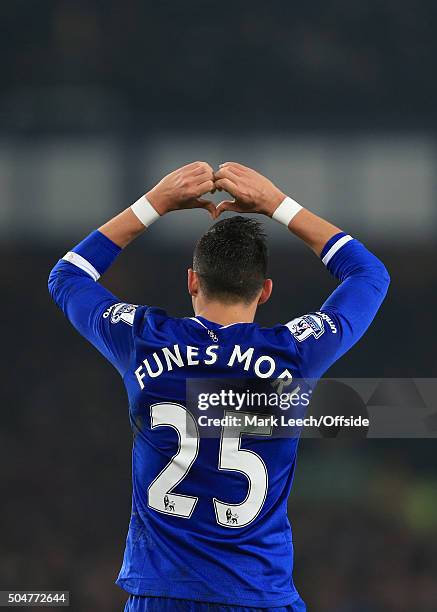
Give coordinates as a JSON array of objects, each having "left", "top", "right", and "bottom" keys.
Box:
[
  {"left": 377, "top": 259, "right": 390, "bottom": 293},
  {"left": 354, "top": 256, "right": 390, "bottom": 302},
  {"left": 370, "top": 258, "right": 390, "bottom": 298},
  {"left": 381, "top": 263, "right": 390, "bottom": 291},
  {"left": 48, "top": 265, "right": 62, "bottom": 306},
  {"left": 48, "top": 268, "right": 56, "bottom": 299}
]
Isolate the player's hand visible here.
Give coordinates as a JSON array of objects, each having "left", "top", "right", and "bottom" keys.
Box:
[
  {"left": 214, "top": 162, "right": 286, "bottom": 217},
  {"left": 146, "top": 162, "right": 217, "bottom": 218}
]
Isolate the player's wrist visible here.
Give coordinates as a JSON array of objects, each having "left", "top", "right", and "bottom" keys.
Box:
[
  {"left": 130, "top": 194, "right": 161, "bottom": 227},
  {"left": 145, "top": 189, "right": 168, "bottom": 216},
  {"left": 264, "top": 188, "right": 287, "bottom": 217},
  {"left": 271, "top": 195, "right": 303, "bottom": 227}
]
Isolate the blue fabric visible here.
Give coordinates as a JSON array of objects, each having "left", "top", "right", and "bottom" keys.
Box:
[
  {"left": 319, "top": 231, "right": 346, "bottom": 260},
  {"left": 124, "top": 595, "right": 306, "bottom": 611},
  {"left": 72, "top": 229, "right": 121, "bottom": 275},
  {"left": 48, "top": 230, "right": 389, "bottom": 608},
  {"left": 295, "top": 237, "right": 390, "bottom": 380}
]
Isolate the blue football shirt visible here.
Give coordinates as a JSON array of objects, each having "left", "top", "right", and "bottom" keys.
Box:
[{"left": 48, "top": 229, "right": 389, "bottom": 607}]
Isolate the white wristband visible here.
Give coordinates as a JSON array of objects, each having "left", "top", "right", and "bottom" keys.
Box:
[
  {"left": 130, "top": 195, "right": 160, "bottom": 227},
  {"left": 272, "top": 196, "right": 303, "bottom": 227}
]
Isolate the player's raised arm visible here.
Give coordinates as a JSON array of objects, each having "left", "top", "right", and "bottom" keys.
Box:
[
  {"left": 215, "top": 162, "right": 390, "bottom": 379},
  {"left": 48, "top": 161, "right": 216, "bottom": 374},
  {"left": 98, "top": 161, "right": 216, "bottom": 248}
]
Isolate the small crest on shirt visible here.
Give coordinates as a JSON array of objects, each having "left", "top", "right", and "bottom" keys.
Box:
[
  {"left": 103, "top": 302, "right": 138, "bottom": 326},
  {"left": 288, "top": 314, "right": 325, "bottom": 342},
  {"left": 207, "top": 329, "right": 219, "bottom": 343},
  {"left": 163, "top": 495, "right": 176, "bottom": 512}
]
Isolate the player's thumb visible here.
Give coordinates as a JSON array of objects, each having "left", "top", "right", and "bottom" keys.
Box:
[
  {"left": 195, "top": 198, "right": 217, "bottom": 219},
  {"left": 216, "top": 199, "right": 238, "bottom": 217}
]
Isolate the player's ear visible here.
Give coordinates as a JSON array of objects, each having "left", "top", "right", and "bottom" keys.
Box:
[
  {"left": 187, "top": 268, "right": 199, "bottom": 297},
  {"left": 258, "top": 278, "right": 273, "bottom": 305}
]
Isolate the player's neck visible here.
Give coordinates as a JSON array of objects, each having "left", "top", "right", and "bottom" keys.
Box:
[{"left": 194, "top": 300, "right": 257, "bottom": 326}]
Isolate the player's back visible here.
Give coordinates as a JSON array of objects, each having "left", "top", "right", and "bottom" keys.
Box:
[
  {"left": 48, "top": 223, "right": 390, "bottom": 610},
  {"left": 117, "top": 307, "right": 305, "bottom": 608}
]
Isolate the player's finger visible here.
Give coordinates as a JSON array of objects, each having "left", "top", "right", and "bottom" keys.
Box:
[
  {"left": 196, "top": 179, "right": 215, "bottom": 195},
  {"left": 216, "top": 199, "right": 239, "bottom": 217},
  {"left": 191, "top": 162, "right": 214, "bottom": 176},
  {"left": 185, "top": 160, "right": 207, "bottom": 169},
  {"left": 214, "top": 166, "right": 241, "bottom": 181},
  {"left": 194, "top": 170, "right": 215, "bottom": 186},
  {"left": 194, "top": 198, "right": 217, "bottom": 219},
  {"left": 219, "top": 161, "right": 248, "bottom": 172},
  {"left": 214, "top": 177, "right": 239, "bottom": 196},
  {"left": 217, "top": 165, "right": 244, "bottom": 177}
]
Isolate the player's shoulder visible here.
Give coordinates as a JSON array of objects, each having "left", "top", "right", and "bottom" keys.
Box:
[
  {"left": 130, "top": 306, "right": 205, "bottom": 341},
  {"left": 100, "top": 302, "right": 164, "bottom": 334},
  {"left": 128, "top": 306, "right": 337, "bottom": 349},
  {"left": 102, "top": 302, "right": 140, "bottom": 326},
  {"left": 260, "top": 310, "right": 339, "bottom": 347},
  {"left": 127, "top": 308, "right": 289, "bottom": 348},
  {"left": 283, "top": 312, "right": 338, "bottom": 343}
]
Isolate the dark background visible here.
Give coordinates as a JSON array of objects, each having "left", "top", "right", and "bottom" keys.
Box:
[{"left": 1, "top": 2, "right": 437, "bottom": 611}]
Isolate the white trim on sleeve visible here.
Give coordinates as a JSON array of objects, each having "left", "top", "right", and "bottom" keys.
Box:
[
  {"left": 322, "top": 235, "right": 353, "bottom": 266},
  {"left": 62, "top": 251, "right": 100, "bottom": 281}
]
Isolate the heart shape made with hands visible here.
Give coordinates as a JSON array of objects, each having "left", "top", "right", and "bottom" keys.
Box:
[
  {"left": 146, "top": 160, "right": 286, "bottom": 220},
  {"left": 211, "top": 161, "right": 285, "bottom": 219}
]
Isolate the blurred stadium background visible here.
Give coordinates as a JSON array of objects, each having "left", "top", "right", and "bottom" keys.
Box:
[{"left": 1, "top": 2, "right": 437, "bottom": 611}]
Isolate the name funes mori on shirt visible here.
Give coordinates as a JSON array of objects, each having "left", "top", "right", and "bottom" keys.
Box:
[{"left": 134, "top": 344, "right": 294, "bottom": 389}]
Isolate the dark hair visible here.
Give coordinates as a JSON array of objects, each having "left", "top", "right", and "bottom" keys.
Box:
[{"left": 193, "top": 216, "right": 268, "bottom": 304}]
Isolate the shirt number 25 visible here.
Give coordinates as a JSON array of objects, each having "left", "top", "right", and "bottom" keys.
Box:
[{"left": 147, "top": 402, "right": 272, "bottom": 528}]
